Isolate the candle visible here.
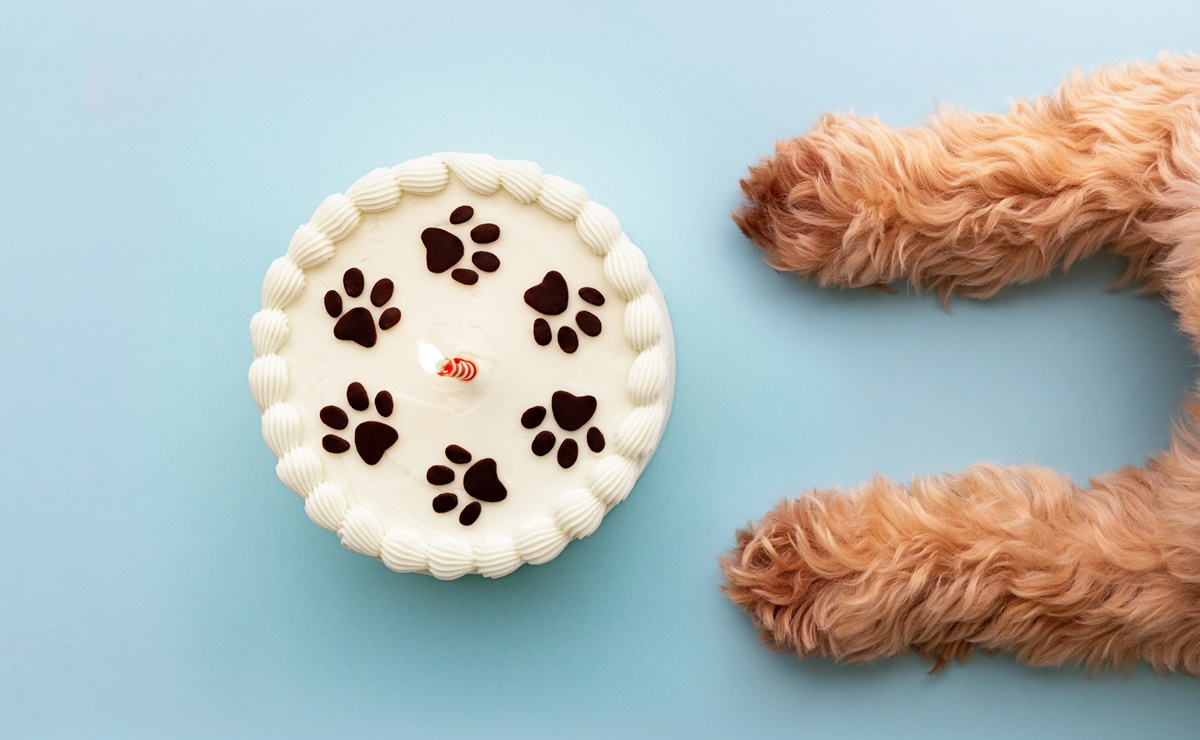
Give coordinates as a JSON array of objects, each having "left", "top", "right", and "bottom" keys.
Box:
[{"left": 437, "top": 357, "right": 477, "bottom": 381}]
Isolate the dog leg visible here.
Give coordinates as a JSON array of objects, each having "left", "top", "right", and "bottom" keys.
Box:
[
  {"left": 734, "top": 55, "right": 1200, "bottom": 298},
  {"left": 725, "top": 54, "right": 1200, "bottom": 672},
  {"left": 721, "top": 456, "right": 1200, "bottom": 673}
]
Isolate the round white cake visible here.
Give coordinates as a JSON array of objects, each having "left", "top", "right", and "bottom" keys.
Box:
[{"left": 249, "top": 153, "right": 675, "bottom": 578}]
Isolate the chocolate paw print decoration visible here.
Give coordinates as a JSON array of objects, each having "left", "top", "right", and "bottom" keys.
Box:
[
  {"left": 324, "top": 268, "right": 401, "bottom": 348},
  {"left": 320, "top": 382, "right": 399, "bottom": 465},
  {"left": 421, "top": 205, "right": 501, "bottom": 285},
  {"left": 522, "top": 390, "right": 605, "bottom": 469},
  {"left": 426, "top": 444, "right": 508, "bottom": 526},
  {"left": 523, "top": 271, "right": 604, "bottom": 353}
]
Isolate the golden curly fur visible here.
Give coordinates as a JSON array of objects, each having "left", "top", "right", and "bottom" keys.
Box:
[{"left": 724, "top": 53, "right": 1200, "bottom": 674}]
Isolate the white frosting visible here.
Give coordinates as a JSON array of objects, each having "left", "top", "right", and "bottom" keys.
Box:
[
  {"left": 624, "top": 294, "right": 664, "bottom": 350},
  {"left": 614, "top": 403, "right": 667, "bottom": 459},
  {"left": 426, "top": 537, "right": 475, "bottom": 579},
  {"left": 345, "top": 168, "right": 402, "bottom": 213},
  {"left": 553, "top": 488, "right": 606, "bottom": 540},
  {"left": 587, "top": 455, "right": 639, "bottom": 506},
  {"left": 250, "top": 154, "right": 675, "bottom": 578},
  {"left": 305, "top": 483, "right": 349, "bottom": 531},
  {"left": 380, "top": 529, "right": 427, "bottom": 572},
  {"left": 249, "top": 310, "right": 289, "bottom": 356},
  {"left": 576, "top": 201, "right": 622, "bottom": 256},
  {"left": 474, "top": 536, "right": 524, "bottom": 578},
  {"left": 514, "top": 517, "right": 570, "bottom": 564},
  {"left": 286, "top": 224, "right": 336, "bottom": 269},
  {"left": 536, "top": 175, "right": 589, "bottom": 220},
  {"left": 276, "top": 447, "right": 322, "bottom": 497},
  {"left": 249, "top": 355, "right": 288, "bottom": 410},
  {"left": 498, "top": 160, "right": 545, "bottom": 205},
  {"left": 261, "top": 403, "right": 302, "bottom": 457},
  {"left": 438, "top": 152, "right": 502, "bottom": 195},
  {"left": 603, "top": 237, "right": 650, "bottom": 300},
  {"left": 391, "top": 157, "right": 449, "bottom": 194},
  {"left": 311, "top": 194, "right": 361, "bottom": 242},
  {"left": 261, "top": 258, "right": 305, "bottom": 310},
  {"left": 339, "top": 506, "right": 384, "bottom": 557},
  {"left": 628, "top": 346, "right": 669, "bottom": 405}
]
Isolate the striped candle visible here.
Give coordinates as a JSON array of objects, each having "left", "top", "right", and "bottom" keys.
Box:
[{"left": 437, "top": 357, "right": 477, "bottom": 381}]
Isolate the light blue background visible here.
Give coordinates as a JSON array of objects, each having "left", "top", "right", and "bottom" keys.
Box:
[{"left": 3, "top": 1, "right": 1198, "bottom": 737}]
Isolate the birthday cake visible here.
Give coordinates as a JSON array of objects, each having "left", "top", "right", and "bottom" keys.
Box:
[{"left": 249, "top": 153, "right": 675, "bottom": 578}]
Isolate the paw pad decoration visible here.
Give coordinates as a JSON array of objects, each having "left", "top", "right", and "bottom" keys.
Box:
[
  {"left": 325, "top": 268, "right": 402, "bottom": 348},
  {"left": 522, "top": 391, "right": 605, "bottom": 469},
  {"left": 421, "top": 204, "right": 502, "bottom": 285},
  {"left": 523, "top": 270, "right": 605, "bottom": 353},
  {"left": 320, "top": 382, "right": 399, "bottom": 465},
  {"left": 425, "top": 445, "right": 508, "bottom": 526},
  {"left": 250, "top": 153, "right": 674, "bottom": 578}
]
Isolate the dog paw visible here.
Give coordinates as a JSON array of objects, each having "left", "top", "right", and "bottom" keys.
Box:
[
  {"left": 522, "top": 270, "right": 605, "bottom": 353},
  {"left": 324, "top": 268, "right": 402, "bottom": 348},
  {"left": 421, "top": 205, "right": 502, "bottom": 286},
  {"left": 521, "top": 390, "right": 605, "bottom": 469},
  {"left": 319, "top": 382, "right": 399, "bottom": 465},
  {"left": 426, "top": 444, "right": 508, "bottom": 526}
]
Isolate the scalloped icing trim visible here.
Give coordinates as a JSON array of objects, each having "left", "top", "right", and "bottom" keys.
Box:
[{"left": 249, "top": 152, "right": 674, "bottom": 578}]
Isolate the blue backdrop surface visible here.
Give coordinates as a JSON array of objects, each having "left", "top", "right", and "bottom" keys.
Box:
[{"left": 3, "top": 1, "right": 1199, "bottom": 737}]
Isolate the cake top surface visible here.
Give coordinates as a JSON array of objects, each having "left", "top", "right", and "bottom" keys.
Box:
[{"left": 249, "top": 153, "right": 674, "bottom": 578}]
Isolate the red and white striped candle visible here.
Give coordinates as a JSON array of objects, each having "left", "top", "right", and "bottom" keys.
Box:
[{"left": 437, "top": 357, "right": 477, "bottom": 381}]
